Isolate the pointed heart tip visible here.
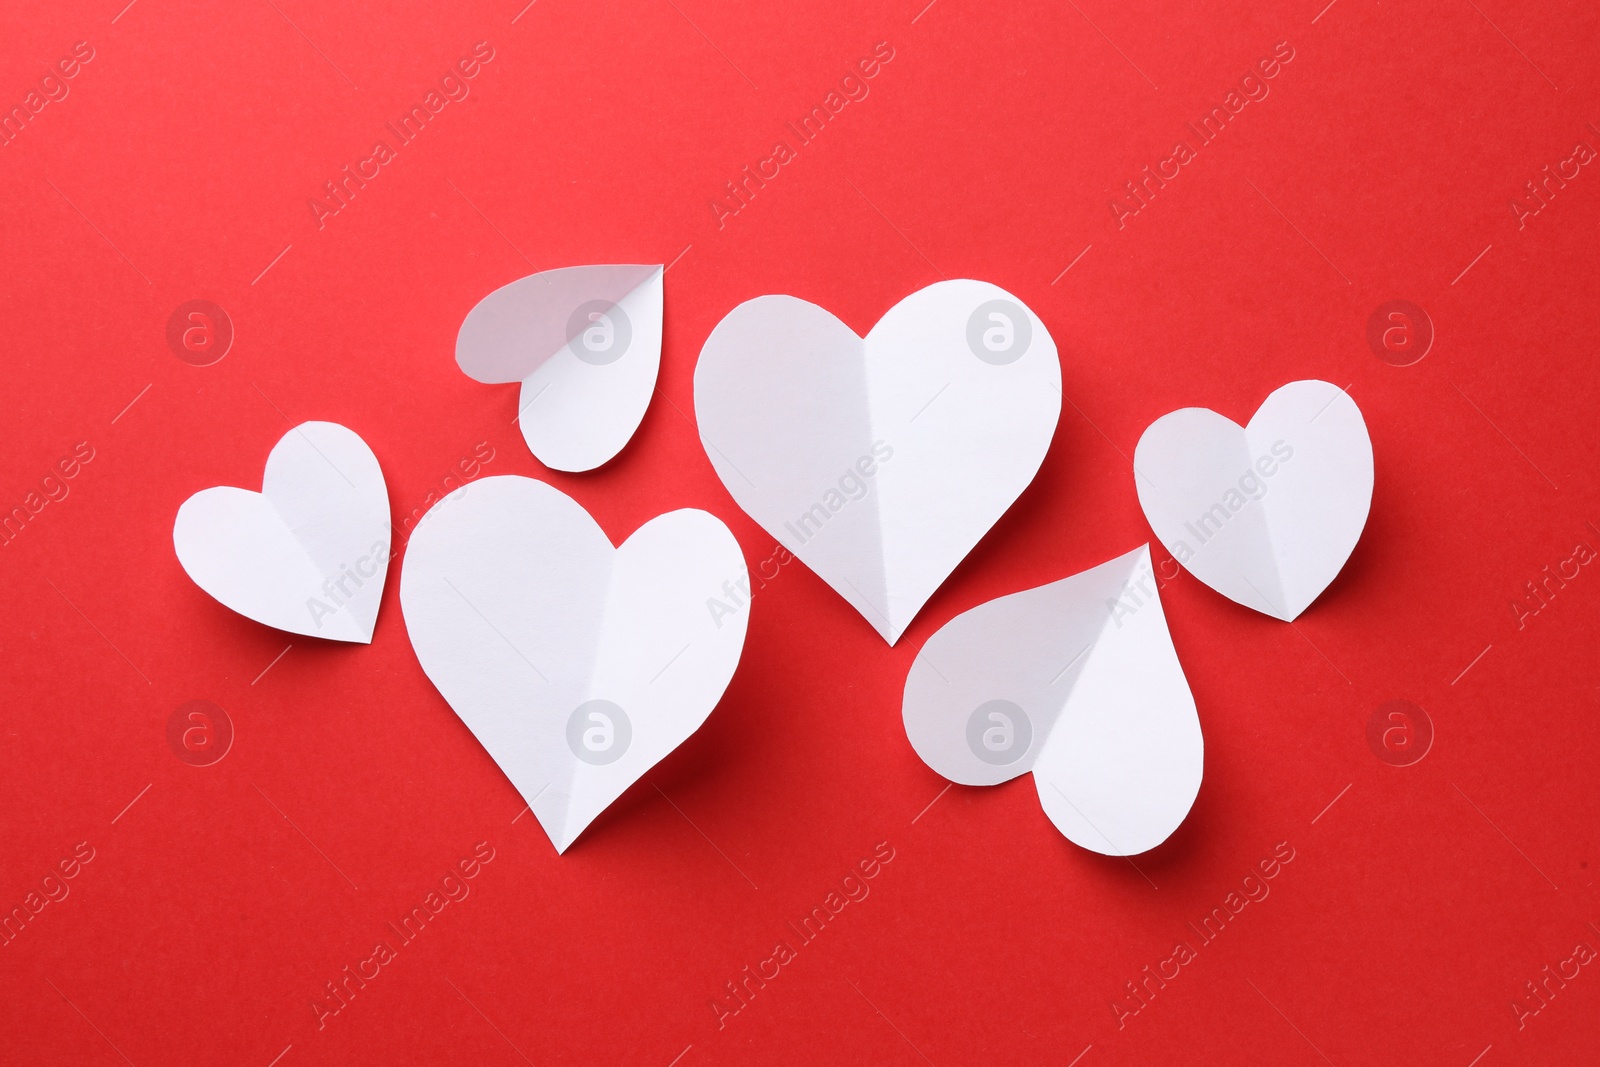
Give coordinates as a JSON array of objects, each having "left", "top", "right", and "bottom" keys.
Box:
[
  {"left": 872, "top": 609, "right": 915, "bottom": 646},
  {"left": 1267, "top": 599, "right": 1303, "bottom": 622},
  {"left": 533, "top": 804, "right": 587, "bottom": 856},
  {"left": 298, "top": 615, "right": 377, "bottom": 644},
  {"left": 549, "top": 822, "right": 589, "bottom": 855}
]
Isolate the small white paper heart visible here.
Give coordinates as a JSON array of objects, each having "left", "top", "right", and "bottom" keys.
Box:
[
  {"left": 694, "top": 279, "right": 1061, "bottom": 645},
  {"left": 456, "top": 264, "right": 664, "bottom": 472},
  {"left": 173, "top": 421, "right": 391, "bottom": 643},
  {"left": 902, "top": 545, "right": 1202, "bottom": 856},
  {"left": 1134, "top": 380, "right": 1373, "bottom": 621},
  {"left": 399, "top": 475, "right": 748, "bottom": 853}
]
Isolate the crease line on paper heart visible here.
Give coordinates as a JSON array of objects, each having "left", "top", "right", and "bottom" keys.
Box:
[
  {"left": 829, "top": 329, "right": 897, "bottom": 643},
  {"left": 858, "top": 330, "right": 932, "bottom": 645},
  {"left": 469, "top": 263, "right": 662, "bottom": 384},
  {"left": 263, "top": 489, "right": 375, "bottom": 643},
  {"left": 1243, "top": 407, "right": 1298, "bottom": 621},
  {"left": 513, "top": 265, "right": 664, "bottom": 422},
  {"left": 264, "top": 426, "right": 383, "bottom": 561},
  {"left": 1033, "top": 546, "right": 1169, "bottom": 814},
  {"left": 1041, "top": 547, "right": 1148, "bottom": 708},
  {"left": 250, "top": 395, "right": 358, "bottom": 492},
  {"left": 538, "top": 530, "right": 632, "bottom": 854},
  {"left": 545, "top": 511, "right": 721, "bottom": 852},
  {"left": 1262, "top": 383, "right": 1368, "bottom": 621},
  {"left": 970, "top": 548, "right": 1143, "bottom": 770}
]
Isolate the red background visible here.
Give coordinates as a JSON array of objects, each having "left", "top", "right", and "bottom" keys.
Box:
[{"left": 3, "top": 0, "right": 1599, "bottom": 1063}]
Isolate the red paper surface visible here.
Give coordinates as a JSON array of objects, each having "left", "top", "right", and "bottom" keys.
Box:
[{"left": 3, "top": 1, "right": 1599, "bottom": 1063}]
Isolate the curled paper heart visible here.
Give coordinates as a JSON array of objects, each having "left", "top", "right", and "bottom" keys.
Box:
[
  {"left": 694, "top": 279, "right": 1061, "bottom": 645},
  {"left": 456, "top": 264, "right": 665, "bottom": 472},
  {"left": 902, "top": 545, "right": 1202, "bottom": 856},
  {"left": 173, "top": 421, "right": 390, "bottom": 643},
  {"left": 1134, "top": 379, "right": 1373, "bottom": 621},
  {"left": 399, "top": 475, "right": 748, "bottom": 853}
]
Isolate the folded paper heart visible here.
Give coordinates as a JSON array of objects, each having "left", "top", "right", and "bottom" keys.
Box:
[
  {"left": 173, "top": 421, "right": 391, "bottom": 643},
  {"left": 456, "top": 264, "right": 664, "bottom": 472},
  {"left": 1134, "top": 379, "right": 1373, "bottom": 621},
  {"left": 902, "top": 545, "right": 1202, "bottom": 856},
  {"left": 694, "top": 279, "right": 1061, "bottom": 645},
  {"left": 399, "top": 475, "right": 748, "bottom": 853}
]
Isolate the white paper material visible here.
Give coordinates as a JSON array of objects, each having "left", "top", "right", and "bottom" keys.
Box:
[
  {"left": 456, "top": 264, "right": 664, "bottom": 472},
  {"left": 902, "top": 545, "right": 1202, "bottom": 856},
  {"left": 694, "top": 279, "right": 1061, "bottom": 646},
  {"left": 1134, "top": 379, "right": 1373, "bottom": 621},
  {"left": 399, "top": 475, "right": 748, "bottom": 854},
  {"left": 173, "top": 421, "right": 391, "bottom": 643}
]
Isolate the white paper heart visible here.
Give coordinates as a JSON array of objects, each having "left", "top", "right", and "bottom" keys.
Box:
[
  {"left": 694, "top": 279, "right": 1061, "bottom": 645},
  {"left": 173, "top": 421, "right": 391, "bottom": 643},
  {"left": 902, "top": 545, "right": 1202, "bottom": 856},
  {"left": 399, "top": 475, "right": 748, "bottom": 853},
  {"left": 1134, "top": 379, "right": 1373, "bottom": 621},
  {"left": 456, "top": 264, "right": 664, "bottom": 472}
]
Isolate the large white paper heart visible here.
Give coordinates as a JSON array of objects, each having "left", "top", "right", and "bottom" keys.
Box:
[
  {"left": 456, "top": 264, "right": 663, "bottom": 472},
  {"left": 1134, "top": 379, "right": 1373, "bottom": 621},
  {"left": 399, "top": 475, "right": 748, "bottom": 853},
  {"left": 173, "top": 421, "right": 390, "bottom": 643},
  {"left": 903, "top": 545, "right": 1202, "bottom": 856},
  {"left": 694, "top": 279, "right": 1061, "bottom": 645}
]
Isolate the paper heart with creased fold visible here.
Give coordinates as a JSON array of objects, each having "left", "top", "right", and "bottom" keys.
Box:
[
  {"left": 456, "top": 264, "right": 663, "bottom": 472},
  {"left": 399, "top": 475, "right": 748, "bottom": 853},
  {"left": 902, "top": 545, "right": 1202, "bottom": 856},
  {"left": 1134, "top": 379, "right": 1373, "bottom": 621},
  {"left": 694, "top": 279, "right": 1061, "bottom": 645},
  {"left": 173, "top": 421, "right": 391, "bottom": 643}
]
